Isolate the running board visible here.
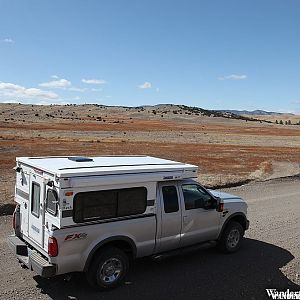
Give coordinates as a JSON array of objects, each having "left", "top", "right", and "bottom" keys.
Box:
[{"left": 152, "top": 241, "right": 217, "bottom": 261}]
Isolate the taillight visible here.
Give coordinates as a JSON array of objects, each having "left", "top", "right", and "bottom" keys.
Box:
[{"left": 48, "top": 236, "right": 58, "bottom": 257}]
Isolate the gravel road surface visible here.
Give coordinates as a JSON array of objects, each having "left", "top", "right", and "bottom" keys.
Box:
[{"left": 0, "top": 177, "right": 299, "bottom": 300}]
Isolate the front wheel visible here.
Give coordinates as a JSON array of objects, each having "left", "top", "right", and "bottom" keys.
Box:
[
  {"left": 86, "top": 247, "right": 129, "bottom": 290},
  {"left": 217, "top": 221, "right": 244, "bottom": 253}
]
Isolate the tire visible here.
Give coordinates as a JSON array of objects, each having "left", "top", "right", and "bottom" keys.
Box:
[
  {"left": 217, "top": 221, "right": 244, "bottom": 253},
  {"left": 86, "top": 247, "right": 129, "bottom": 290}
]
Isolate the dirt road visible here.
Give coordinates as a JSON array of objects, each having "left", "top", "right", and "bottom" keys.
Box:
[{"left": 0, "top": 177, "right": 299, "bottom": 300}]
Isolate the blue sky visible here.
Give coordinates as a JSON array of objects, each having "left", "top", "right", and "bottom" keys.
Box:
[{"left": 1, "top": 0, "right": 300, "bottom": 113}]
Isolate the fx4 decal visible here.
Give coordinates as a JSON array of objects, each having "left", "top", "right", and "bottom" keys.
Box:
[{"left": 65, "top": 233, "right": 87, "bottom": 241}]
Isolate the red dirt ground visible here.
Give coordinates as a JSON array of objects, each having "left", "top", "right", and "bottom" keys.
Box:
[{"left": 0, "top": 113, "right": 299, "bottom": 205}]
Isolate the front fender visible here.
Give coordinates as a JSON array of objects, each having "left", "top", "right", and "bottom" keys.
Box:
[{"left": 217, "top": 212, "right": 249, "bottom": 240}]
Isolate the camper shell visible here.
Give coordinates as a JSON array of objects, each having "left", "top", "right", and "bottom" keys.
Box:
[{"left": 14, "top": 155, "right": 197, "bottom": 228}]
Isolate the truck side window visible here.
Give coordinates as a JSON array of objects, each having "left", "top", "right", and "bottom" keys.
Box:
[
  {"left": 182, "top": 184, "right": 212, "bottom": 210},
  {"left": 73, "top": 187, "right": 147, "bottom": 223},
  {"left": 31, "top": 182, "right": 40, "bottom": 217},
  {"left": 46, "top": 189, "right": 58, "bottom": 216},
  {"left": 162, "top": 186, "right": 179, "bottom": 213}
]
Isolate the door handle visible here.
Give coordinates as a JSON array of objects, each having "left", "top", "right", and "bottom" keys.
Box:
[{"left": 183, "top": 216, "right": 188, "bottom": 224}]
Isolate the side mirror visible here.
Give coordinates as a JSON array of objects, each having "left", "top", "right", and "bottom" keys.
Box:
[
  {"left": 214, "top": 197, "right": 223, "bottom": 211},
  {"left": 203, "top": 197, "right": 218, "bottom": 210},
  {"left": 215, "top": 196, "right": 221, "bottom": 205}
]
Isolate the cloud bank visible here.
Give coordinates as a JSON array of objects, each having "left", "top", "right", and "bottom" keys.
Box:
[
  {"left": 0, "top": 82, "right": 58, "bottom": 100},
  {"left": 39, "top": 78, "right": 71, "bottom": 89},
  {"left": 82, "top": 79, "right": 107, "bottom": 84}
]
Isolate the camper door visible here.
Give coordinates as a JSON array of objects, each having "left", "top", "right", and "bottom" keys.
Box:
[{"left": 28, "top": 173, "right": 45, "bottom": 246}]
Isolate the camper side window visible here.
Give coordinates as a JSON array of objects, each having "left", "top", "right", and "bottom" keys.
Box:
[
  {"left": 73, "top": 187, "right": 147, "bottom": 223},
  {"left": 46, "top": 189, "right": 58, "bottom": 216},
  {"left": 31, "top": 182, "right": 40, "bottom": 217}
]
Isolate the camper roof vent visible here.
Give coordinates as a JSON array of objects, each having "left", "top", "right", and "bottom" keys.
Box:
[{"left": 68, "top": 156, "right": 94, "bottom": 162}]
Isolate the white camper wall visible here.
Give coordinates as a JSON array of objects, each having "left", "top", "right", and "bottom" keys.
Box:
[{"left": 59, "top": 181, "right": 157, "bottom": 228}]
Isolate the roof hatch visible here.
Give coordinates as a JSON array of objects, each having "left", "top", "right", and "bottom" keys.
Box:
[{"left": 68, "top": 156, "right": 94, "bottom": 162}]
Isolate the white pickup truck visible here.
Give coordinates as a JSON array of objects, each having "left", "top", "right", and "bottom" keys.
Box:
[{"left": 8, "top": 156, "right": 249, "bottom": 290}]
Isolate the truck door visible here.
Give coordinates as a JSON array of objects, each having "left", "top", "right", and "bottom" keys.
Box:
[
  {"left": 28, "top": 173, "right": 45, "bottom": 246},
  {"left": 179, "top": 183, "right": 221, "bottom": 247},
  {"left": 156, "top": 182, "right": 182, "bottom": 252}
]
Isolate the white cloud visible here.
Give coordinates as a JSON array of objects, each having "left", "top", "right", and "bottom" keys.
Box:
[
  {"left": 40, "top": 76, "right": 86, "bottom": 92},
  {"left": 39, "top": 78, "right": 71, "bottom": 89},
  {"left": 68, "top": 87, "right": 86, "bottom": 92},
  {"left": 82, "top": 79, "right": 107, "bottom": 85},
  {"left": 34, "top": 100, "right": 71, "bottom": 105},
  {"left": 91, "top": 88, "right": 103, "bottom": 92},
  {"left": 218, "top": 74, "right": 247, "bottom": 80},
  {"left": 0, "top": 82, "right": 58, "bottom": 100},
  {"left": 1, "top": 38, "right": 14, "bottom": 43},
  {"left": 138, "top": 81, "right": 152, "bottom": 89}
]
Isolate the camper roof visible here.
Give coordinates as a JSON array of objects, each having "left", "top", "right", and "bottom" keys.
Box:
[{"left": 16, "top": 156, "right": 198, "bottom": 178}]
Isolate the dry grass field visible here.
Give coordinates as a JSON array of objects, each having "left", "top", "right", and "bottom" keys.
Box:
[{"left": 0, "top": 103, "right": 300, "bottom": 208}]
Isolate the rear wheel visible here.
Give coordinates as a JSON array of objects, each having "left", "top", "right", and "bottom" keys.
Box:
[
  {"left": 86, "top": 247, "right": 129, "bottom": 290},
  {"left": 218, "top": 221, "right": 244, "bottom": 253}
]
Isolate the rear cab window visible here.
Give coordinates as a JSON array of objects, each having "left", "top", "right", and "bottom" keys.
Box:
[{"left": 162, "top": 186, "right": 179, "bottom": 213}]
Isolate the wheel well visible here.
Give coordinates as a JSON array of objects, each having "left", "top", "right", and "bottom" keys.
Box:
[
  {"left": 84, "top": 239, "right": 135, "bottom": 272},
  {"left": 218, "top": 214, "right": 247, "bottom": 240},
  {"left": 230, "top": 215, "right": 247, "bottom": 230},
  {"left": 105, "top": 240, "right": 134, "bottom": 258}
]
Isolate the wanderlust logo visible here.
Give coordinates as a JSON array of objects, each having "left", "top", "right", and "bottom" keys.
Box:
[{"left": 266, "top": 289, "right": 300, "bottom": 299}]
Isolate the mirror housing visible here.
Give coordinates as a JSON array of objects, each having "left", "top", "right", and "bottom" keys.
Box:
[
  {"left": 214, "top": 197, "right": 224, "bottom": 212},
  {"left": 203, "top": 197, "right": 218, "bottom": 210}
]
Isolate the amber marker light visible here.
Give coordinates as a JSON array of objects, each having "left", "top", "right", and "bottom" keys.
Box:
[{"left": 65, "top": 191, "right": 74, "bottom": 196}]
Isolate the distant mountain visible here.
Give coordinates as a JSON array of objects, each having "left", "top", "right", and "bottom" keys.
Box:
[
  {"left": 217, "top": 109, "right": 294, "bottom": 116},
  {"left": 109, "top": 103, "right": 269, "bottom": 122},
  {"left": 143, "top": 104, "right": 263, "bottom": 122}
]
